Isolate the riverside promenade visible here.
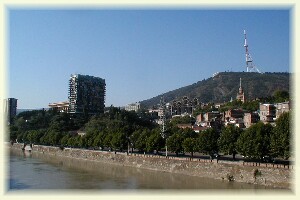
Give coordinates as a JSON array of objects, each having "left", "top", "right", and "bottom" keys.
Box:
[{"left": 9, "top": 143, "right": 293, "bottom": 189}]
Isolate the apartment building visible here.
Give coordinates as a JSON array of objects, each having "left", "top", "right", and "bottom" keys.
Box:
[
  {"left": 259, "top": 103, "right": 276, "bottom": 123},
  {"left": 243, "top": 112, "right": 260, "bottom": 128},
  {"left": 69, "top": 74, "right": 106, "bottom": 114},
  {"left": 275, "top": 101, "right": 290, "bottom": 119}
]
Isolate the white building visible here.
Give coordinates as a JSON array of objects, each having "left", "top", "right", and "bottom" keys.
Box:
[{"left": 125, "top": 102, "right": 141, "bottom": 112}]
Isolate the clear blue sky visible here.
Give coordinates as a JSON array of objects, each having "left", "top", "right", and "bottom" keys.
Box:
[{"left": 8, "top": 8, "right": 290, "bottom": 109}]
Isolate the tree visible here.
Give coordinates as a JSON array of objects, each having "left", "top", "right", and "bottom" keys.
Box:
[
  {"left": 48, "top": 113, "right": 72, "bottom": 133},
  {"left": 92, "top": 131, "right": 105, "bottom": 149},
  {"left": 270, "top": 112, "right": 290, "bottom": 159},
  {"left": 237, "top": 122, "right": 273, "bottom": 160},
  {"left": 170, "top": 116, "right": 195, "bottom": 126},
  {"left": 218, "top": 125, "right": 242, "bottom": 160},
  {"left": 166, "top": 133, "right": 184, "bottom": 156},
  {"left": 111, "top": 132, "right": 127, "bottom": 152},
  {"left": 146, "top": 130, "right": 164, "bottom": 154},
  {"left": 78, "top": 135, "right": 88, "bottom": 148},
  {"left": 67, "top": 135, "right": 81, "bottom": 148},
  {"left": 26, "top": 129, "right": 45, "bottom": 144},
  {"left": 103, "top": 132, "right": 113, "bottom": 149},
  {"left": 181, "top": 128, "right": 197, "bottom": 139},
  {"left": 182, "top": 137, "right": 197, "bottom": 158},
  {"left": 242, "top": 100, "right": 259, "bottom": 112},
  {"left": 60, "top": 134, "right": 71, "bottom": 147},
  {"left": 135, "top": 129, "right": 150, "bottom": 152},
  {"left": 197, "top": 128, "right": 219, "bottom": 158},
  {"left": 273, "top": 90, "right": 289, "bottom": 103},
  {"left": 47, "top": 130, "right": 63, "bottom": 146}
]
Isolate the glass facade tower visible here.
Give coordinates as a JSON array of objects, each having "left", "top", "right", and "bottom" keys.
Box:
[{"left": 68, "top": 74, "right": 106, "bottom": 114}]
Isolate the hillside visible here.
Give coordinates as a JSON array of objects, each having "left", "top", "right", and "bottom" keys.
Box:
[{"left": 140, "top": 72, "right": 290, "bottom": 108}]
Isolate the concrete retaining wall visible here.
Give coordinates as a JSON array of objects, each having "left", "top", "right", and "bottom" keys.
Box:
[{"left": 10, "top": 143, "right": 293, "bottom": 189}]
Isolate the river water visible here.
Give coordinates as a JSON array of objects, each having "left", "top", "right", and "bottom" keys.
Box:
[{"left": 8, "top": 149, "right": 275, "bottom": 190}]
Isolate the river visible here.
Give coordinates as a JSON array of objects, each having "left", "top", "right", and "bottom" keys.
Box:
[{"left": 8, "top": 149, "right": 275, "bottom": 190}]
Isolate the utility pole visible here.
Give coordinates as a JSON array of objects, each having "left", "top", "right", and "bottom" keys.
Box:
[{"left": 159, "top": 96, "right": 168, "bottom": 157}]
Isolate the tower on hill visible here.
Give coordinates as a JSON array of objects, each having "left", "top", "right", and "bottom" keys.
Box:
[
  {"left": 236, "top": 78, "right": 245, "bottom": 103},
  {"left": 243, "top": 30, "right": 262, "bottom": 73}
]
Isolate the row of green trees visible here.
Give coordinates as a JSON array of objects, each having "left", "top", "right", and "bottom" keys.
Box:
[
  {"left": 9, "top": 106, "right": 291, "bottom": 161},
  {"left": 166, "top": 112, "right": 290, "bottom": 160}
]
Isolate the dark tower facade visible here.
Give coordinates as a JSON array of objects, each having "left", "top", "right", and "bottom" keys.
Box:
[
  {"left": 68, "top": 74, "right": 106, "bottom": 114},
  {"left": 5, "top": 98, "right": 18, "bottom": 124}
]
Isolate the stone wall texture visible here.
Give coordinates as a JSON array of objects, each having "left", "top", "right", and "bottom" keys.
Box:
[{"left": 10, "top": 143, "right": 293, "bottom": 189}]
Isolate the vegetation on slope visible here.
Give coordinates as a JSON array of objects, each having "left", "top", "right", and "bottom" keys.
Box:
[{"left": 140, "top": 72, "right": 290, "bottom": 108}]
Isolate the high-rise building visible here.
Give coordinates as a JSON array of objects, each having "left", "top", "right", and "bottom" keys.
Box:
[
  {"left": 68, "top": 74, "right": 106, "bottom": 114},
  {"left": 5, "top": 98, "right": 18, "bottom": 124}
]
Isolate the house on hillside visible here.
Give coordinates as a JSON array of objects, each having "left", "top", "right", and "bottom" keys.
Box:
[
  {"left": 259, "top": 103, "right": 276, "bottom": 123},
  {"left": 224, "top": 109, "right": 245, "bottom": 128},
  {"left": 177, "top": 124, "right": 193, "bottom": 129},
  {"left": 193, "top": 125, "right": 209, "bottom": 133},
  {"left": 195, "top": 111, "right": 223, "bottom": 130},
  {"left": 243, "top": 112, "right": 260, "bottom": 128},
  {"left": 275, "top": 101, "right": 290, "bottom": 120}
]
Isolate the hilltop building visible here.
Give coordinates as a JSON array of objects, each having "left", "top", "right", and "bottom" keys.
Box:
[
  {"left": 4, "top": 98, "right": 18, "bottom": 124},
  {"left": 48, "top": 101, "right": 70, "bottom": 113},
  {"left": 125, "top": 102, "right": 141, "bottom": 112},
  {"left": 236, "top": 78, "right": 245, "bottom": 103},
  {"left": 68, "top": 74, "right": 106, "bottom": 114}
]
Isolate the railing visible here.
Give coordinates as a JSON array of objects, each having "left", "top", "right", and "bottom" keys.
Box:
[
  {"left": 11, "top": 143, "right": 292, "bottom": 170},
  {"left": 242, "top": 161, "right": 293, "bottom": 169}
]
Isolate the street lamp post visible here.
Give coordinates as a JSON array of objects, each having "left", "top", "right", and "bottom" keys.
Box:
[{"left": 166, "top": 143, "right": 168, "bottom": 157}]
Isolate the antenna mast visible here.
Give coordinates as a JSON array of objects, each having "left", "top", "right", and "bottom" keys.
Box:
[
  {"left": 243, "top": 30, "right": 262, "bottom": 73},
  {"left": 159, "top": 96, "right": 166, "bottom": 139}
]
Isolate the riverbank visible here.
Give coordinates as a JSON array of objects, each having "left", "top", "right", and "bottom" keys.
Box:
[{"left": 9, "top": 143, "right": 293, "bottom": 189}]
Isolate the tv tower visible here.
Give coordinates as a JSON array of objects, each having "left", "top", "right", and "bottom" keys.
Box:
[{"left": 243, "top": 30, "right": 262, "bottom": 73}]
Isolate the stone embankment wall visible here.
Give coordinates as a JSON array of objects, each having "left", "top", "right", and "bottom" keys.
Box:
[{"left": 10, "top": 143, "right": 293, "bottom": 189}]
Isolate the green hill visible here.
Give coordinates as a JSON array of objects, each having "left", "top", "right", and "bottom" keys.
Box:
[{"left": 140, "top": 72, "right": 290, "bottom": 108}]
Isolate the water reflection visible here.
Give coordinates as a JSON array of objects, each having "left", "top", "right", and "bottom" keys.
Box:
[{"left": 9, "top": 149, "right": 273, "bottom": 190}]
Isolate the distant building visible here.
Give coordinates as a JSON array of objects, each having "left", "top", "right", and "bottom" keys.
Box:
[
  {"left": 224, "top": 109, "right": 244, "bottom": 127},
  {"left": 48, "top": 101, "right": 69, "bottom": 113},
  {"left": 236, "top": 78, "right": 245, "bottom": 103},
  {"left": 125, "top": 102, "right": 141, "bottom": 112},
  {"left": 176, "top": 124, "right": 193, "bottom": 130},
  {"left": 275, "top": 101, "right": 290, "bottom": 119},
  {"left": 170, "top": 96, "right": 198, "bottom": 116},
  {"left": 243, "top": 112, "right": 259, "bottom": 128},
  {"left": 68, "top": 74, "right": 106, "bottom": 114},
  {"left": 225, "top": 109, "right": 244, "bottom": 120},
  {"left": 195, "top": 111, "right": 223, "bottom": 130},
  {"left": 4, "top": 98, "right": 18, "bottom": 124},
  {"left": 259, "top": 103, "right": 276, "bottom": 123},
  {"left": 193, "top": 125, "right": 209, "bottom": 133}
]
